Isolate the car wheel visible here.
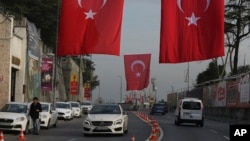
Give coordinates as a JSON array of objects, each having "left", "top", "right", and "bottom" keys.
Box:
[
  {"left": 53, "top": 119, "right": 57, "bottom": 128},
  {"left": 24, "top": 122, "right": 29, "bottom": 134},
  {"left": 46, "top": 119, "right": 51, "bottom": 129},
  {"left": 200, "top": 121, "right": 204, "bottom": 127}
]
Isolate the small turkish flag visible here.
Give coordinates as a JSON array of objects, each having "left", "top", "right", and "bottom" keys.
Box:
[
  {"left": 57, "top": 0, "right": 124, "bottom": 56},
  {"left": 160, "top": 0, "right": 224, "bottom": 63},
  {"left": 124, "top": 54, "right": 151, "bottom": 91}
]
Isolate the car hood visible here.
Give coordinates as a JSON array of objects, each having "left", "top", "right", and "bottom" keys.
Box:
[
  {"left": 72, "top": 107, "right": 80, "bottom": 110},
  {"left": 0, "top": 112, "right": 27, "bottom": 119},
  {"left": 56, "top": 108, "right": 71, "bottom": 113},
  {"left": 87, "top": 114, "right": 122, "bottom": 121}
]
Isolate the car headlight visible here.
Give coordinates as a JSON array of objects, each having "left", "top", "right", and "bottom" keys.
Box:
[
  {"left": 41, "top": 114, "right": 48, "bottom": 119},
  {"left": 66, "top": 111, "right": 71, "bottom": 114},
  {"left": 114, "top": 119, "right": 122, "bottom": 125},
  {"left": 16, "top": 117, "right": 25, "bottom": 122},
  {"left": 76, "top": 109, "right": 80, "bottom": 111},
  {"left": 84, "top": 119, "right": 91, "bottom": 125}
]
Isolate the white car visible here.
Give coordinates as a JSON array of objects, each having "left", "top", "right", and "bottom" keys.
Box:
[
  {"left": 0, "top": 102, "right": 33, "bottom": 134},
  {"left": 83, "top": 104, "right": 128, "bottom": 136},
  {"left": 69, "top": 101, "right": 82, "bottom": 118},
  {"left": 40, "top": 102, "right": 58, "bottom": 129},
  {"left": 55, "top": 102, "right": 73, "bottom": 120},
  {"left": 175, "top": 98, "right": 204, "bottom": 127},
  {"left": 81, "top": 101, "right": 93, "bottom": 114}
]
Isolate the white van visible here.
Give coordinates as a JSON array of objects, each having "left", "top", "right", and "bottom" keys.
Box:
[{"left": 174, "top": 98, "right": 204, "bottom": 127}]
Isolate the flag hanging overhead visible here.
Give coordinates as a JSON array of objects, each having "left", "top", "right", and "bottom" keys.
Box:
[
  {"left": 124, "top": 54, "right": 151, "bottom": 91},
  {"left": 159, "top": 0, "right": 224, "bottom": 63},
  {"left": 57, "top": 0, "right": 124, "bottom": 56}
]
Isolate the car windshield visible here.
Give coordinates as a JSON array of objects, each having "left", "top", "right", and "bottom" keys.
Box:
[
  {"left": 153, "top": 104, "right": 164, "bottom": 108},
  {"left": 182, "top": 101, "right": 201, "bottom": 110},
  {"left": 56, "top": 103, "right": 71, "bottom": 109},
  {"left": 89, "top": 105, "right": 121, "bottom": 114},
  {"left": 1, "top": 104, "right": 28, "bottom": 113},
  {"left": 71, "top": 103, "right": 79, "bottom": 107},
  {"left": 41, "top": 104, "right": 49, "bottom": 112},
  {"left": 82, "top": 102, "right": 91, "bottom": 106}
]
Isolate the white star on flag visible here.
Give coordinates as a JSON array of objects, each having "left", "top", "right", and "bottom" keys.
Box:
[
  {"left": 136, "top": 72, "right": 141, "bottom": 77},
  {"left": 84, "top": 9, "right": 97, "bottom": 19},
  {"left": 185, "top": 13, "right": 200, "bottom": 26}
]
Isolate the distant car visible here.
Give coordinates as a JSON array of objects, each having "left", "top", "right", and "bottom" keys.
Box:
[
  {"left": 174, "top": 98, "right": 204, "bottom": 127},
  {"left": 69, "top": 101, "right": 82, "bottom": 118},
  {"left": 40, "top": 102, "right": 58, "bottom": 129},
  {"left": 158, "top": 102, "right": 168, "bottom": 113},
  {"left": 83, "top": 104, "right": 128, "bottom": 136},
  {"left": 150, "top": 103, "right": 166, "bottom": 115},
  {"left": 81, "top": 101, "right": 93, "bottom": 115},
  {"left": 0, "top": 102, "right": 33, "bottom": 134},
  {"left": 55, "top": 102, "right": 73, "bottom": 120}
]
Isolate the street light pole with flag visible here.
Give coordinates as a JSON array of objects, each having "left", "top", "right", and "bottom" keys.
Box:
[{"left": 124, "top": 54, "right": 151, "bottom": 91}]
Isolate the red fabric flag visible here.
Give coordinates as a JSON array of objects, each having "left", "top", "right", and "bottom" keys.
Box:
[
  {"left": 124, "top": 54, "right": 151, "bottom": 90},
  {"left": 160, "top": 0, "right": 224, "bottom": 63},
  {"left": 57, "top": 0, "right": 124, "bottom": 56}
]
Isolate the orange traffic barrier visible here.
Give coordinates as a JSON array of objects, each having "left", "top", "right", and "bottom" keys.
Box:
[
  {"left": 153, "top": 122, "right": 160, "bottom": 135},
  {"left": 0, "top": 131, "right": 4, "bottom": 141},
  {"left": 17, "top": 128, "right": 26, "bottom": 141},
  {"left": 149, "top": 127, "right": 158, "bottom": 141},
  {"left": 131, "top": 134, "right": 135, "bottom": 141}
]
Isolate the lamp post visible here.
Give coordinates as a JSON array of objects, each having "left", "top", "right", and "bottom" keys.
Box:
[
  {"left": 117, "top": 76, "right": 122, "bottom": 103},
  {"left": 151, "top": 78, "right": 157, "bottom": 102}
]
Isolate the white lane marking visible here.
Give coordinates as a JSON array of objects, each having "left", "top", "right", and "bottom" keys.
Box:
[
  {"left": 223, "top": 136, "right": 230, "bottom": 140},
  {"left": 209, "top": 129, "right": 218, "bottom": 134},
  {"left": 67, "top": 139, "right": 76, "bottom": 141}
]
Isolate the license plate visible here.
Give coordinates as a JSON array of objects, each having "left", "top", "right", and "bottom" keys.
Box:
[
  {"left": 0, "top": 123, "right": 11, "bottom": 126},
  {"left": 96, "top": 126, "right": 108, "bottom": 130},
  {"left": 183, "top": 112, "right": 190, "bottom": 116}
]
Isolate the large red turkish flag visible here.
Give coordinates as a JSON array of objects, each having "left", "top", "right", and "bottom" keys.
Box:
[
  {"left": 57, "top": 0, "right": 124, "bottom": 56},
  {"left": 124, "top": 54, "right": 151, "bottom": 91},
  {"left": 160, "top": 0, "right": 224, "bottom": 63}
]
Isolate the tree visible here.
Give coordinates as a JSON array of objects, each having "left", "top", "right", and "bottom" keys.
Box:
[
  {"left": 72, "top": 56, "right": 99, "bottom": 91},
  {"left": 229, "top": 65, "right": 250, "bottom": 76},
  {"left": 196, "top": 60, "right": 226, "bottom": 84},
  {"left": 2, "top": 0, "right": 58, "bottom": 48},
  {"left": 224, "top": 0, "right": 250, "bottom": 75}
]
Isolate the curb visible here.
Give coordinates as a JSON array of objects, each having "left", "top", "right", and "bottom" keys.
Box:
[{"left": 132, "top": 112, "right": 164, "bottom": 141}]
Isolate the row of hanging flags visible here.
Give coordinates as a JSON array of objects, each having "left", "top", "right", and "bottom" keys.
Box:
[{"left": 57, "top": 0, "right": 225, "bottom": 90}]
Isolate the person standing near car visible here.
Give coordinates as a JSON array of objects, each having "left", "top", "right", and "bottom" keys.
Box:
[{"left": 29, "top": 97, "right": 42, "bottom": 135}]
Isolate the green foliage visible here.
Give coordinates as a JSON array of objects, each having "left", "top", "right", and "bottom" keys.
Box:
[
  {"left": 72, "top": 56, "right": 99, "bottom": 91},
  {"left": 229, "top": 65, "right": 250, "bottom": 76},
  {"left": 2, "top": 0, "right": 59, "bottom": 48},
  {"left": 196, "top": 61, "right": 226, "bottom": 84}
]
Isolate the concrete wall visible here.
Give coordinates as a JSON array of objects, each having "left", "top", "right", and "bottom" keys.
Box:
[{"left": 0, "top": 13, "right": 12, "bottom": 107}]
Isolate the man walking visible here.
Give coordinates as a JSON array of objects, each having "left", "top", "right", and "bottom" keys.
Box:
[{"left": 29, "top": 97, "right": 42, "bottom": 135}]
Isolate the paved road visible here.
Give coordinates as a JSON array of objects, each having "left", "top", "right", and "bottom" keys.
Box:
[
  {"left": 151, "top": 112, "right": 230, "bottom": 141},
  {"left": 3, "top": 112, "right": 151, "bottom": 141}
]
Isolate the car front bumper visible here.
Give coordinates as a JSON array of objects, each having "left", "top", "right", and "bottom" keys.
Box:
[
  {"left": 83, "top": 124, "right": 124, "bottom": 134},
  {"left": 0, "top": 122, "right": 26, "bottom": 131},
  {"left": 58, "top": 113, "right": 72, "bottom": 119}
]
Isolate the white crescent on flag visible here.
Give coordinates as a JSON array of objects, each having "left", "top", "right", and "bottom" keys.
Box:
[
  {"left": 130, "top": 60, "right": 145, "bottom": 72},
  {"left": 77, "top": 0, "right": 108, "bottom": 9},
  {"left": 177, "top": 0, "right": 211, "bottom": 13}
]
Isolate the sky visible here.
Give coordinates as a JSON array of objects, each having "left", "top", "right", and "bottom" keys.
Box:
[{"left": 90, "top": 0, "right": 250, "bottom": 103}]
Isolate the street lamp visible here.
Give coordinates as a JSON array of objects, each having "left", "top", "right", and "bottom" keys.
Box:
[
  {"left": 151, "top": 78, "right": 157, "bottom": 102},
  {"left": 117, "top": 76, "right": 122, "bottom": 103}
]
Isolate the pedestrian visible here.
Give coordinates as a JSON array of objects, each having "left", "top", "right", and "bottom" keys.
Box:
[{"left": 29, "top": 97, "right": 42, "bottom": 135}]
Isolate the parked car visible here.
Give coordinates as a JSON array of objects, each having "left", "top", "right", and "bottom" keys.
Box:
[
  {"left": 0, "top": 102, "right": 33, "bottom": 134},
  {"left": 174, "top": 98, "right": 204, "bottom": 127},
  {"left": 55, "top": 102, "right": 73, "bottom": 120},
  {"left": 69, "top": 101, "right": 82, "bottom": 118},
  {"left": 83, "top": 104, "right": 128, "bottom": 136},
  {"left": 40, "top": 102, "right": 58, "bottom": 129},
  {"left": 150, "top": 103, "right": 166, "bottom": 115},
  {"left": 81, "top": 101, "right": 93, "bottom": 115}
]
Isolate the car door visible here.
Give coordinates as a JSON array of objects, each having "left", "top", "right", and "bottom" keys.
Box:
[{"left": 50, "top": 104, "right": 57, "bottom": 125}]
